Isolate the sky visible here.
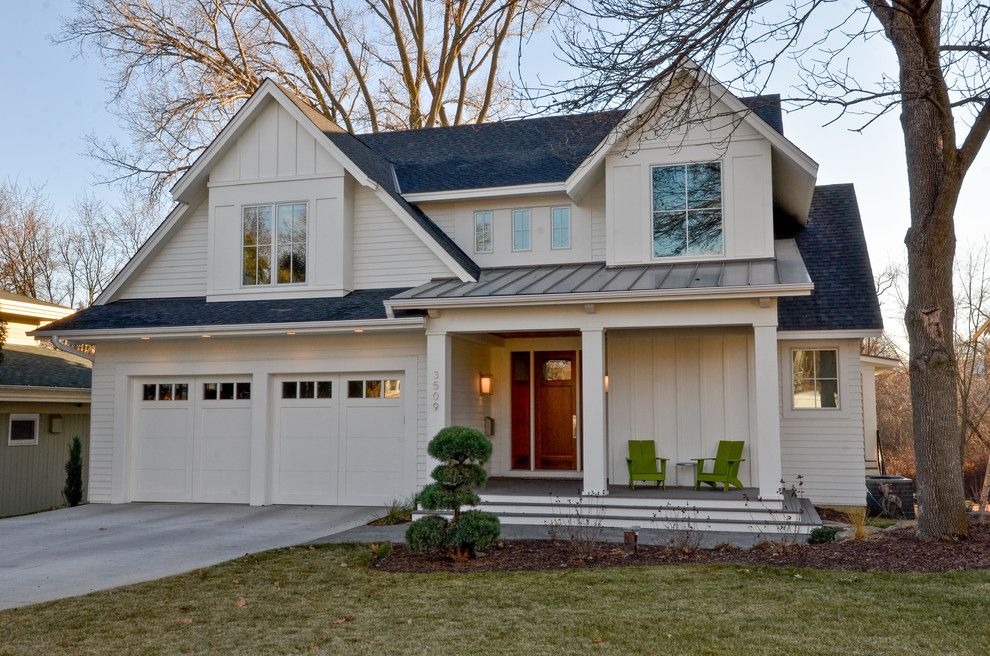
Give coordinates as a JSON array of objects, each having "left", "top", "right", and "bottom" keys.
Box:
[{"left": 1, "top": 1, "right": 988, "bottom": 342}]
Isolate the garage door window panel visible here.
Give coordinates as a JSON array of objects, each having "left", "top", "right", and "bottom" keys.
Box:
[{"left": 144, "top": 383, "right": 189, "bottom": 402}]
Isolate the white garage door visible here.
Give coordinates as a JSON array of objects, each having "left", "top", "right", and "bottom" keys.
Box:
[
  {"left": 273, "top": 374, "right": 406, "bottom": 506},
  {"left": 132, "top": 378, "right": 252, "bottom": 503}
]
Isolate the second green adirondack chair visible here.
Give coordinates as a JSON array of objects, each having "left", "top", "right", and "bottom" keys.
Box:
[
  {"left": 694, "top": 440, "right": 746, "bottom": 492},
  {"left": 626, "top": 440, "right": 668, "bottom": 490}
]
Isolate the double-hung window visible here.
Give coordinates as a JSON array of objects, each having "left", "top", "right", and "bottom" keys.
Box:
[
  {"left": 651, "top": 162, "right": 723, "bottom": 258},
  {"left": 474, "top": 211, "right": 493, "bottom": 254},
  {"left": 243, "top": 202, "right": 307, "bottom": 286},
  {"left": 792, "top": 349, "right": 840, "bottom": 409},
  {"left": 8, "top": 414, "right": 39, "bottom": 446},
  {"left": 512, "top": 209, "right": 531, "bottom": 252},
  {"left": 551, "top": 207, "right": 571, "bottom": 250}
]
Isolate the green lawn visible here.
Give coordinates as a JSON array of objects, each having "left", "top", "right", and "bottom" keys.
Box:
[{"left": 1, "top": 544, "right": 988, "bottom": 656}]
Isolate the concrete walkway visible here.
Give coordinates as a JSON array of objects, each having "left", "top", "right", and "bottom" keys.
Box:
[{"left": 0, "top": 503, "right": 379, "bottom": 610}]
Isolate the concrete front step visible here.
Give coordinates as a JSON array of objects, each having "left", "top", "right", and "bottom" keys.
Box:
[
  {"left": 478, "top": 493, "right": 781, "bottom": 511},
  {"left": 475, "top": 503, "right": 804, "bottom": 524}
]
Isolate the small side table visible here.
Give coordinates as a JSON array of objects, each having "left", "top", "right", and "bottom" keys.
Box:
[{"left": 675, "top": 461, "right": 697, "bottom": 487}]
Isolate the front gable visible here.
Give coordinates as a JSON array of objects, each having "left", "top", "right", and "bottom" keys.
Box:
[{"left": 103, "top": 82, "right": 472, "bottom": 304}]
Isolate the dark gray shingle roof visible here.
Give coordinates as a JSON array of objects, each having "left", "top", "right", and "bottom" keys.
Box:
[
  {"left": 353, "top": 96, "right": 782, "bottom": 196},
  {"left": 34, "top": 289, "right": 412, "bottom": 334},
  {"left": 778, "top": 184, "right": 882, "bottom": 331},
  {"left": 0, "top": 345, "right": 92, "bottom": 389}
]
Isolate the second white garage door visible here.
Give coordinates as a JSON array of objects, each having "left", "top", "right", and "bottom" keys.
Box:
[{"left": 272, "top": 374, "right": 406, "bottom": 506}]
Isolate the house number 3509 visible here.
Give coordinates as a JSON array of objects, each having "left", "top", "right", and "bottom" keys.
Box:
[{"left": 432, "top": 370, "right": 440, "bottom": 411}]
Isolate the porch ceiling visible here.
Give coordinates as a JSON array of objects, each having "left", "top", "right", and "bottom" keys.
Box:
[{"left": 388, "top": 240, "right": 811, "bottom": 307}]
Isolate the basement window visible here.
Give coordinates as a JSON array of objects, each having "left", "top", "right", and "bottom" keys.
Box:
[{"left": 8, "top": 414, "right": 39, "bottom": 446}]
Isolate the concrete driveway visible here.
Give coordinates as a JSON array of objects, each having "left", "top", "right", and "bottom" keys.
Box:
[{"left": 0, "top": 503, "right": 380, "bottom": 610}]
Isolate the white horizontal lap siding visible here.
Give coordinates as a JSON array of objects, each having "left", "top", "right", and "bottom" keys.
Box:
[
  {"left": 778, "top": 339, "right": 867, "bottom": 506},
  {"left": 450, "top": 337, "right": 491, "bottom": 434},
  {"left": 87, "top": 360, "right": 116, "bottom": 503},
  {"left": 118, "top": 202, "right": 209, "bottom": 299},
  {"left": 606, "top": 329, "right": 753, "bottom": 487},
  {"left": 352, "top": 187, "right": 452, "bottom": 289}
]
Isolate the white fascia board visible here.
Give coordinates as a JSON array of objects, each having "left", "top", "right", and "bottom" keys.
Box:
[
  {"left": 778, "top": 330, "right": 882, "bottom": 340},
  {"left": 0, "top": 386, "right": 91, "bottom": 404},
  {"left": 35, "top": 317, "right": 426, "bottom": 341},
  {"left": 96, "top": 202, "right": 192, "bottom": 304},
  {"left": 403, "top": 182, "right": 568, "bottom": 203},
  {"left": 860, "top": 354, "right": 900, "bottom": 368},
  {"left": 0, "top": 299, "right": 74, "bottom": 321},
  {"left": 565, "top": 62, "right": 819, "bottom": 200},
  {"left": 386, "top": 282, "right": 813, "bottom": 312}
]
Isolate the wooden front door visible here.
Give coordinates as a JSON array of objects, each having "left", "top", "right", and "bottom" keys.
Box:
[{"left": 534, "top": 351, "right": 578, "bottom": 470}]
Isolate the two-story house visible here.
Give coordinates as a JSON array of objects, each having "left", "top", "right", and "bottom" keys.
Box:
[{"left": 37, "top": 67, "right": 882, "bottom": 533}]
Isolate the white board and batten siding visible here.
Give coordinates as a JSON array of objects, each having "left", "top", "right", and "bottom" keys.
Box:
[
  {"left": 606, "top": 328, "right": 755, "bottom": 487},
  {"left": 778, "top": 339, "right": 867, "bottom": 506}
]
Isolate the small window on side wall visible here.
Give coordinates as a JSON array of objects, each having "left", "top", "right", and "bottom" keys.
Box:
[
  {"left": 474, "top": 211, "right": 493, "bottom": 254},
  {"left": 793, "top": 349, "right": 839, "bottom": 409},
  {"left": 512, "top": 209, "right": 531, "bottom": 252},
  {"left": 8, "top": 414, "right": 39, "bottom": 446},
  {"left": 551, "top": 207, "right": 571, "bottom": 249}
]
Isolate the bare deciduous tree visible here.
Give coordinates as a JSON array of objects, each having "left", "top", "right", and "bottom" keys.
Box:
[
  {"left": 0, "top": 180, "right": 58, "bottom": 300},
  {"left": 60, "top": 0, "right": 542, "bottom": 196},
  {"left": 551, "top": 0, "right": 990, "bottom": 539}
]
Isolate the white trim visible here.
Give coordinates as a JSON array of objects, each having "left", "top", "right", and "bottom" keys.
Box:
[
  {"left": 34, "top": 317, "right": 425, "bottom": 341},
  {"left": 860, "top": 354, "right": 899, "bottom": 369},
  {"left": 7, "top": 413, "right": 40, "bottom": 446},
  {"left": 0, "top": 387, "right": 91, "bottom": 404},
  {"left": 388, "top": 282, "right": 813, "bottom": 311},
  {"left": 778, "top": 330, "right": 881, "bottom": 339},
  {"left": 0, "top": 297, "right": 74, "bottom": 321},
  {"left": 403, "top": 182, "right": 567, "bottom": 203}
]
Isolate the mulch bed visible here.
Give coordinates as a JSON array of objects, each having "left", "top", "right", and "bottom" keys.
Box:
[{"left": 372, "top": 518, "right": 990, "bottom": 574}]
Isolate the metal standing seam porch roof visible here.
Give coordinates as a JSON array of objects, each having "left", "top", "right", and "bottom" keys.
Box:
[{"left": 388, "top": 239, "right": 812, "bottom": 307}]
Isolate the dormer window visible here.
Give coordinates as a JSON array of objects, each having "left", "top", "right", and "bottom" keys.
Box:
[
  {"left": 242, "top": 203, "right": 307, "bottom": 286},
  {"left": 651, "top": 162, "right": 723, "bottom": 258}
]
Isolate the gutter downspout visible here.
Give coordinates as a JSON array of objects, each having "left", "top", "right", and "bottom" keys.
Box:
[{"left": 51, "top": 335, "right": 95, "bottom": 363}]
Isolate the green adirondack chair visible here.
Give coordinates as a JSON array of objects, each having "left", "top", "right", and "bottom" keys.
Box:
[
  {"left": 694, "top": 440, "right": 746, "bottom": 492},
  {"left": 626, "top": 440, "right": 668, "bottom": 490}
]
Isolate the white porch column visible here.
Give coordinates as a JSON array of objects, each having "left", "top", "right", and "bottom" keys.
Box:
[
  {"left": 753, "top": 324, "right": 783, "bottom": 500},
  {"left": 425, "top": 331, "right": 452, "bottom": 484},
  {"left": 581, "top": 328, "right": 608, "bottom": 495}
]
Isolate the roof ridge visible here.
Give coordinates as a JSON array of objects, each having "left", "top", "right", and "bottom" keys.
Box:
[{"left": 356, "top": 108, "right": 628, "bottom": 138}]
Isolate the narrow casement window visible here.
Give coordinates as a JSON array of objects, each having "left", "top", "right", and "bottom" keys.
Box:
[
  {"left": 243, "top": 203, "right": 306, "bottom": 285},
  {"left": 8, "top": 414, "right": 39, "bottom": 446},
  {"left": 651, "top": 162, "right": 723, "bottom": 257},
  {"left": 512, "top": 209, "right": 531, "bottom": 252},
  {"left": 551, "top": 207, "right": 571, "bottom": 250},
  {"left": 474, "top": 211, "right": 493, "bottom": 253},
  {"left": 792, "top": 349, "right": 840, "bottom": 409}
]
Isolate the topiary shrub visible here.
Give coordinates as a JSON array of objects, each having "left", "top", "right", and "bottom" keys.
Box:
[
  {"left": 405, "top": 426, "right": 500, "bottom": 557},
  {"left": 406, "top": 515, "right": 449, "bottom": 554}
]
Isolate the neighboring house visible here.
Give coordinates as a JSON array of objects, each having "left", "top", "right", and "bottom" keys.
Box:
[
  {"left": 1, "top": 292, "right": 91, "bottom": 517},
  {"left": 36, "top": 67, "right": 882, "bottom": 531},
  {"left": 861, "top": 354, "right": 899, "bottom": 475}
]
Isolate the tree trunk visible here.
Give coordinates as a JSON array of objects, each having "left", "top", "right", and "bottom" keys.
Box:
[{"left": 895, "top": 14, "right": 970, "bottom": 539}]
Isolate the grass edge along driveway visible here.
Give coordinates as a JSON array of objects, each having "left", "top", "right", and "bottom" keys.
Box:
[{"left": 1, "top": 543, "right": 988, "bottom": 656}]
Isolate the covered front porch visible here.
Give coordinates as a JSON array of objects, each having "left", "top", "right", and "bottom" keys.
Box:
[{"left": 419, "top": 297, "right": 787, "bottom": 504}]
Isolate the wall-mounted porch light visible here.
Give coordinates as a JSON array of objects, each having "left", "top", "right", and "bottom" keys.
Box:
[{"left": 479, "top": 373, "right": 494, "bottom": 396}]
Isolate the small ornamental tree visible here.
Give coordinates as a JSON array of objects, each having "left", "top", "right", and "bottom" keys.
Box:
[
  {"left": 406, "top": 426, "right": 500, "bottom": 557},
  {"left": 63, "top": 436, "right": 84, "bottom": 507}
]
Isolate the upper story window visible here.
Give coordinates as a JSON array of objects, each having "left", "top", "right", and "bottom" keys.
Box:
[
  {"left": 551, "top": 207, "right": 571, "bottom": 250},
  {"left": 651, "top": 162, "right": 723, "bottom": 258},
  {"left": 242, "top": 203, "right": 307, "bottom": 286},
  {"left": 512, "top": 209, "right": 531, "bottom": 252},
  {"left": 474, "top": 211, "right": 493, "bottom": 254},
  {"left": 792, "top": 349, "right": 839, "bottom": 409}
]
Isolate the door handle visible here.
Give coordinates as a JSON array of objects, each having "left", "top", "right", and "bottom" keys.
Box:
[{"left": 572, "top": 414, "right": 577, "bottom": 439}]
